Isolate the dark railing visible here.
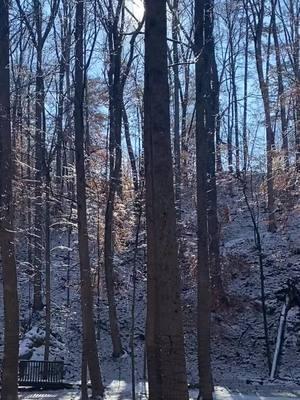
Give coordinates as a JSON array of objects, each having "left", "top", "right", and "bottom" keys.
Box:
[{"left": 18, "top": 360, "right": 64, "bottom": 387}]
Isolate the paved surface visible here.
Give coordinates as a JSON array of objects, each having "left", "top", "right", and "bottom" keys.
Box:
[
  {"left": 19, "top": 391, "right": 80, "bottom": 399},
  {"left": 18, "top": 385, "right": 300, "bottom": 400}
]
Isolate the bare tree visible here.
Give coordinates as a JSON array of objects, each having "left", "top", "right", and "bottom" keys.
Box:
[
  {"left": 98, "top": 0, "right": 144, "bottom": 357},
  {"left": 0, "top": 0, "right": 19, "bottom": 396},
  {"left": 194, "top": 0, "right": 214, "bottom": 398},
  {"left": 277, "top": 0, "right": 300, "bottom": 170},
  {"left": 74, "top": 0, "right": 104, "bottom": 396},
  {"left": 270, "top": 0, "right": 289, "bottom": 170},
  {"left": 208, "top": 10, "right": 227, "bottom": 308},
  {"left": 16, "top": 0, "right": 60, "bottom": 311},
  {"left": 171, "top": 0, "right": 181, "bottom": 215},
  {"left": 144, "top": 0, "right": 189, "bottom": 398},
  {"left": 245, "top": 0, "right": 277, "bottom": 232}
]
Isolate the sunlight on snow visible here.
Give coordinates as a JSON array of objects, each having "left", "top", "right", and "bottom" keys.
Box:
[{"left": 127, "top": 0, "right": 144, "bottom": 21}]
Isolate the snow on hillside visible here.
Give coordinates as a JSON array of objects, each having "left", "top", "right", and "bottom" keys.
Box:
[{"left": 1, "top": 174, "right": 300, "bottom": 396}]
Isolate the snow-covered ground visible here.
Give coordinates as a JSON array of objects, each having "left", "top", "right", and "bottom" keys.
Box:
[
  {"left": 17, "top": 384, "right": 300, "bottom": 400},
  {"left": 2, "top": 174, "right": 300, "bottom": 397}
]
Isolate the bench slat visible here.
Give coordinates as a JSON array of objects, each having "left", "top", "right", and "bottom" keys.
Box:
[{"left": 18, "top": 360, "right": 64, "bottom": 388}]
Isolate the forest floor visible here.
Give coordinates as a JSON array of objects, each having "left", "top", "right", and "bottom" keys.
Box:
[
  {"left": 1, "top": 174, "right": 300, "bottom": 398},
  {"left": 17, "top": 384, "right": 300, "bottom": 400}
]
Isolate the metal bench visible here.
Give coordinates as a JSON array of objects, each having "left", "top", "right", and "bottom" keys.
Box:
[{"left": 18, "top": 360, "right": 64, "bottom": 389}]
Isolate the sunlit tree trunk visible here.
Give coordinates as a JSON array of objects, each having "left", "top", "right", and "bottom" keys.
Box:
[{"left": 74, "top": 0, "right": 104, "bottom": 396}]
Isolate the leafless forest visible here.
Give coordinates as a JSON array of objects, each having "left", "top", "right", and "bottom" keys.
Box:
[{"left": 1, "top": 0, "right": 300, "bottom": 399}]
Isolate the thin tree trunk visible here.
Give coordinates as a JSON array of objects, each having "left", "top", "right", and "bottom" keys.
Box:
[
  {"left": 0, "top": 0, "right": 19, "bottom": 396},
  {"left": 103, "top": 5, "right": 124, "bottom": 356},
  {"left": 227, "top": 86, "right": 233, "bottom": 173},
  {"left": 212, "top": 55, "right": 223, "bottom": 173},
  {"left": 26, "top": 86, "right": 33, "bottom": 310},
  {"left": 181, "top": 61, "right": 191, "bottom": 180},
  {"left": 104, "top": 184, "right": 123, "bottom": 357},
  {"left": 229, "top": 24, "right": 240, "bottom": 176},
  {"left": 243, "top": 16, "right": 249, "bottom": 172},
  {"left": 44, "top": 171, "right": 51, "bottom": 363},
  {"left": 130, "top": 192, "right": 143, "bottom": 400},
  {"left": 55, "top": 48, "right": 66, "bottom": 189},
  {"left": 15, "top": 0, "right": 60, "bottom": 312},
  {"left": 32, "top": 0, "right": 45, "bottom": 312},
  {"left": 241, "top": 177, "right": 272, "bottom": 372},
  {"left": 246, "top": 1, "right": 277, "bottom": 232},
  {"left": 123, "top": 104, "right": 139, "bottom": 194},
  {"left": 172, "top": 0, "right": 181, "bottom": 216},
  {"left": 32, "top": 45, "right": 44, "bottom": 312},
  {"left": 293, "top": 2, "right": 300, "bottom": 171},
  {"left": 195, "top": 0, "right": 214, "bottom": 398},
  {"left": 208, "top": 29, "right": 227, "bottom": 308},
  {"left": 271, "top": 0, "right": 289, "bottom": 170},
  {"left": 74, "top": 0, "right": 104, "bottom": 396},
  {"left": 255, "top": 44, "right": 277, "bottom": 232}
]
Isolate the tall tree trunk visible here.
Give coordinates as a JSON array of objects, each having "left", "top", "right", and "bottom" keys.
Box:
[
  {"left": 55, "top": 43, "right": 66, "bottom": 190},
  {"left": 44, "top": 171, "right": 51, "bottom": 363},
  {"left": 32, "top": 0, "right": 45, "bottom": 312},
  {"left": 195, "top": 0, "right": 214, "bottom": 398},
  {"left": 144, "top": 0, "right": 189, "bottom": 399},
  {"left": 253, "top": 4, "right": 277, "bottom": 232},
  {"left": 293, "top": 2, "right": 300, "bottom": 171},
  {"left": 227, "top": 86, "right": 233, "bottom": 173},
  {"left": 74, "top": 0, "right": 104, "bottom": 396},
  {"left": 245, "top": 1, "right": 277, "bottom": 232},
  {"left": 0, "top": 0, "right": 19, "bottom": 396},
  {"left": 271, "top": 0, "right": 289, "bottom": 170},
  {"left": 172, "top": 0, "right": 181, "bottom": 216},
  {"left": 243, "top": 15, "right": 249, "bottom": 172},
  {"left": 211, "top": 56, "right": 223, "bottom": 173},
  {"left": 181, "top": 61, "right": 191, "bottom": 180},
  {"left": 296, "top": 93, "right": 300, "bottom": 171},
  {"left": 208, "top": 27, "right": 227, "bottom": 308},
  {"left": 123, "top": 104, "right": 139, "bottom": 194},
  {"left": 103, "top": 7, "right": 124, "bottom": 356},
  {"left": 15, "top": 0, "right": 60, "bottom": 312},
  {"left": 26, "top": 85, "right": 33, "bottom": 311},
  {"left": 104, "top": 183, "right": 123, "bottom": 357},
  {"left": 229, "top": 23, "right": 240, "bottom": 176},
  {"left": 33, "top": 44, "right": 44, "bottom": 312}
]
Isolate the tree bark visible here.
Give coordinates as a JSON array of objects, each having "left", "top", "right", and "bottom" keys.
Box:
[
  {"left": 195, "top": 0, "right": 214, "bottom": 398},
  {"left": 0, "top": 0, "right": 19, "bottom": 397},
  {"left": 74, "top": 0, "right": 104, "bottom": 396},
  {"left": 172, "top": 0, "right": 181, "bottom": 216},
  {"left": 144, "top": 0, "right": 189, "bottom": 399},
  {"left": 246, "top": 0, "right": 277, "bottom": 232},
  {"left": 208, "top": 24, "right": 227, "bottom": 308},
  {"left": 123, "top": 104, "right": 139, "bottom": 194},
  {"left": 243, "top": 16, "right": 249, "bottom": 172},
  {"left": 102, "top": 1, "right": 124, "bottom": 357},
  {"left": 228, "top": 14, "right": 240, "bottom": 176},
  {"left": 44, "top": 171, "right": 51, "bottom": 363},
  {"left": 271, "top": 0, "right": 289, "bottom": 170},
  {"left": 32, "top": 35, "right": 44, "bottom": 312}
]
